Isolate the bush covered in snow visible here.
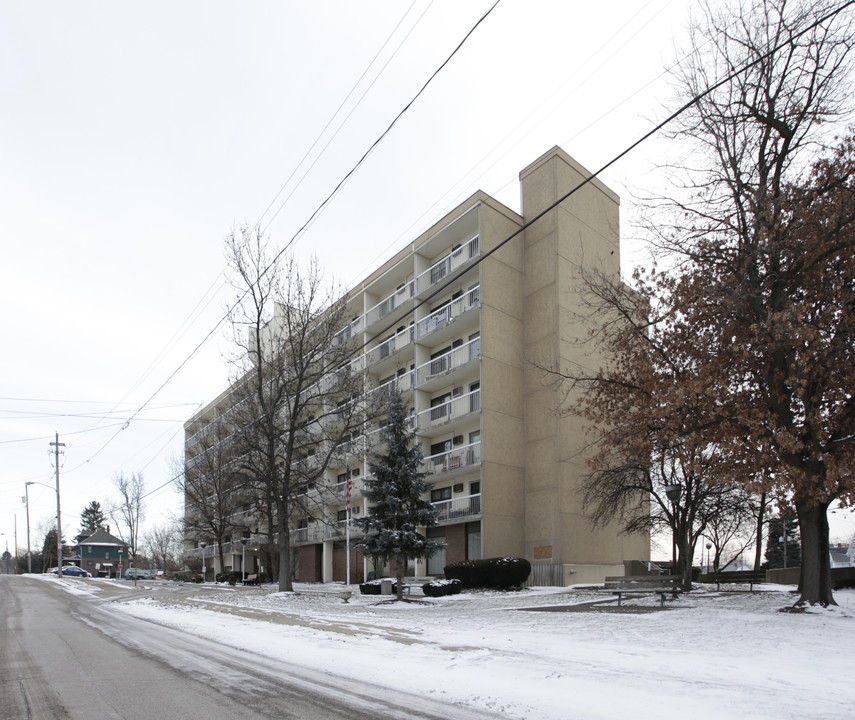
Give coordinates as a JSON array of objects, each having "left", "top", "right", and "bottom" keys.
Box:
[
  {"left": 422, "top": 579, "right": 462, "bottom": 597},
  {"left": 444, "top": 557, "right": 531, "bottom": 589}
]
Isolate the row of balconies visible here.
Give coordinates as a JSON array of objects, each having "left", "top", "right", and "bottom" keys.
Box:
[
  {"left": 188, "top": 489, "right": 483, "bottom": 555},
  {"left": 185, "top": 284, "right": 481, "bottom": 456},
  {"left": 334, "top": 234, "right": 480, "bottom": 347},
  {"left": 290, "top": 492, "right": 483, "bottom": 544}
]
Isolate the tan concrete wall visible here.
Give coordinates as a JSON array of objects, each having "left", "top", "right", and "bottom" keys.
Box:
[
  {"left": 520, "top": 146, "right": 649, "bottom": 568},
  {"left": 479, "top": 201, "right": 527, "bottom": 560}
]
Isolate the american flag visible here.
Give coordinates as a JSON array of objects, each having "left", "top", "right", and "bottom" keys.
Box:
[{"left": 345, "top": 466, "right": 352, "bottom": 515}]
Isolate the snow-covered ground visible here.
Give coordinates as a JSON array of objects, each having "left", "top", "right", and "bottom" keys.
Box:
[{"left": 44, "top": 576, "right": 855, "bottom": 720}]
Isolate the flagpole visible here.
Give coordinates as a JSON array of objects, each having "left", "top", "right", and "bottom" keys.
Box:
[{"left": 345, "top": 466, "right": 351, "bottom": 586}]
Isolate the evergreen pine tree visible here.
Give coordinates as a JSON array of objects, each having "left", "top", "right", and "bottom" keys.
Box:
[
  {"left": 41, "top": 528, "right": 59, "bottom": 570},
  {"left": 355, "top": 391, "right": 443, "bottom": 601},
  {"left": 77, "top": 500, "right": 106, "bottom": 541},
  {"left": 764, "top": 514, "right": 802, "bottom": 569}
]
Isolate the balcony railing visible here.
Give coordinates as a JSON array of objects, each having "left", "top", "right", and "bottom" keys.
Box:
[
  {"left": 365, "top": 281, "right": 414, "bottom": 328},
  {"left": 416, "top": 286, "right": 480, "bottom": 340},
  {"left": 414, "top": 389, "right": 480, "bottom": 433},
  {"left": 432, "top": 493, "right": 481, "bottom": 523},
  {"left": 291, "top": 525, "right": 325, "bottom": 544},
  {"left": 333, "top": 315, "right": 365, "bottom": 347},
  {"left": 416, "top": 337, "right": 480, "bottom": 386},
  {"left": 423, "top": 441, "right": 480, "bottom": 477},
  {"left": 416, "top": 235, "right": 480, "bottom": 296},
  {"left": 366, "top": 325, "right": 415, "bottom": 367}
]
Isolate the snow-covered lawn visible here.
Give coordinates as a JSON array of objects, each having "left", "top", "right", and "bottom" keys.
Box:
[{"left": 50, "top": 576, "right": 855, "bottom": 719}]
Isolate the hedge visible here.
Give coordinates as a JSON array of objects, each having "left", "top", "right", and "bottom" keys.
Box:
[
  {"left": 444, "top": 557, "right": 531, "bottom": 588},
  {"left": 422, "top": 579, "right": 462, "bottom": 597}
]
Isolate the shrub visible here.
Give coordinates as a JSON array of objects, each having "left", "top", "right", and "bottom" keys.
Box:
[
  {"left": 216, "top": 571, "right": 241, "bottom": 585},
  {"left": 169, "top": 572, "right": 202, "bottom": 583},
  {"left": 444, "top": 557, "right": 532, "bottom": 589},
  {"left": 360, "top": 580, "right": 383, "bottom": 595},
  {"left": 359, "top": 578, "right": 405, "bottom": 595},
  {"left": 422, "top": 579, "right": 462, "bottom": 597}
]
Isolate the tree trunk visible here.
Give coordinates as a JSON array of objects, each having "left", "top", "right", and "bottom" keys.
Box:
[
  {"left": 277, "top": 511, "right": 293, "bottom": 592},
  {"left": 676, "top": 532, "right": 693, "bottom": 592},
  {"left": 753, "top": 492, "right": 767, "bottom": 572},
  {"left": 795, "top": 498, "right": 835, "bottom": 606},
  {"left": 395, "top": 554, "right": 404, "bottom": 602}
]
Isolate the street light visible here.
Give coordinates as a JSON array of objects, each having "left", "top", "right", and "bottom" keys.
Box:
[
  {"left": 240, "top": 538, "right": 248, "bottom": 583},
  {"left": 200, "top": 541, "right": 207, "bottom": 583},
  {"left": 705, "top": 542, "right": 712, "bottom": 573},
  {"left": 25, "top": 480, "right": 61, "bottom": 573}
]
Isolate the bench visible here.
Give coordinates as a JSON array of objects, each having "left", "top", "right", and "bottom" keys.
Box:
[
  {"left": 603, "top": 575, "right": 682, "bottom": 607},
  {"left": 243, "top": 574, "right": 259, "bottom": 586},
  {"left": 713, "top": 570, "right": 765, "bottom": 591}
]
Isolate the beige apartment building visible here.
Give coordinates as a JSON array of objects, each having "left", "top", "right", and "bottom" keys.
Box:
[{"left": 184, "top": 146, "right": 650, "bottom": 586}]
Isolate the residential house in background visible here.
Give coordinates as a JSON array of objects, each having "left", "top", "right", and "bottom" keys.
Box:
[{"left": 76, "top": 528, "right": 130, "bottom": 578}]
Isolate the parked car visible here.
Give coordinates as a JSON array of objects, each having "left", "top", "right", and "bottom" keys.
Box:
[
  {"left": 60, "top": 566, "right": 90, "bottom": 577},
  {"left": 124, "top": 568, "right": 151, "bottom": 580}
]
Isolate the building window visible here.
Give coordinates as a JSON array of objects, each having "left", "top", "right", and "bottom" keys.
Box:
[
  {"left": 337, "top": 509, "right": 348, "bottom": 522},
  {"left": 431, "top": 486, "right": 452, "bottom": 503},
  {"left": 470, "top": 481, "right": 481, "bottom": 495},
  {"left": 431, "top": 439, "right": 452, "bottom": 457},
  {"left": 431, "top": 393, "right": 451, "bottom": 421}
]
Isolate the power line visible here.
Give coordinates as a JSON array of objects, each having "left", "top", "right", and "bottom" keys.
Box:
[{"left": 69, "top": 0, "right": 503, "bottom": 472}]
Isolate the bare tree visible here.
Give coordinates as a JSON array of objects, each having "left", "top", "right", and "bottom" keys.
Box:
[
  {"left": 630, "top": 0, "right": 855, "bottom": 606},
  {"left": 226, "top": 228, "right": 366, "bottom": 591},
  {"left": 110, "top": 472, "right": 146, "bottom": 560},
  {"left": 142, "top": 522, "right": 184, "bottom": 571},
  {"left": 179, "top": 413, "right": 254, "bottom": 575}
]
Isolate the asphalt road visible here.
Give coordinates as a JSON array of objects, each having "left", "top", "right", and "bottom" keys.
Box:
[{"left": 0, "top": 575, "right": 499, "bottom": 720}]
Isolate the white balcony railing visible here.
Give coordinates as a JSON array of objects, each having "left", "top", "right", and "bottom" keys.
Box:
[
  {"left": 432, "top": 493, "right": 481, "bottom": 523},
  {"left": 416, "top": 286, "right": 480, "bottom": 340},
  {"left": 414, "top": 389, "right": 480, "bottom": 433},
  {"left": 416, "top": 235, "right": 480, "bottom": 295},
  {"left": 365, "top": 281, "right": 415, "bottom": 328},
  {"left": 416, "top": 337, "right": 480, "bottom": 386},
  {"left": 422, "top": 441, "right": 481, "bottom": 477},
  {"left": 366, "top": 325, "right": 415, "bottom": 367}
]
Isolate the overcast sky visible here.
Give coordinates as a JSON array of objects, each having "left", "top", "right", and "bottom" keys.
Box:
[{"left": 2, "top": 1, "right": 851, "bottom": 557}]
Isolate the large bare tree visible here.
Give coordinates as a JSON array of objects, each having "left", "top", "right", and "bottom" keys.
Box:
[
  {"left": 226, "top": 228, "right": 365, "bottom": 591},
  {"left": 179, "top": 415, "right": 254, "bottom": 575},
  {"left": 644, "top": 0, "right": 855, "bottom": 606},
  {"left": 110, "top": 472, "right": 145, "bottom": 560}
]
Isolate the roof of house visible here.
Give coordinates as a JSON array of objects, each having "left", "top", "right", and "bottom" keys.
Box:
[{"left": 76, "top": 528, "right": 129, "bottom": 548}]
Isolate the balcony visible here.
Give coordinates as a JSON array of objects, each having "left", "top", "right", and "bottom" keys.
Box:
[
  {"left": 414, "top": 389, "right": 480, "bottom": 436},
  {"left": 416, "top": 337, "right": 480, "bottom": 390},
  {"left": 333, "top": 315, "right": 365, "bottom": 347},
  {"left": 366, "top": 325, "right": 415, "bottom": 369},
  {"left": 291, "top": 525, "right": 325, "bottom": 545},
  {"left": 423, "top": 441, "right": 480, "bottom": 478},
  {"left": 324, "top": 519, "right": 364, "bottom": 541},
  {"left": 432, "top": 493, "right": 481, "bottom": 524},
  {"left": 415, "top": 286, "right": 480, "bottom": 342},
  {"left": 365, "top": 281, "right": 414, "bottom": 331},
  {"left": 415, "top": 235, "right": 480, "bottom": 297}
]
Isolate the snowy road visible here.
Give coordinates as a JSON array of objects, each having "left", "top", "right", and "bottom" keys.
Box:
[{"left": 0, "top": 575, "right": 500, "bottom": 720}]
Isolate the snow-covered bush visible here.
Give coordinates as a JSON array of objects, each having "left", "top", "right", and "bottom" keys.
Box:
[{"left": 422, "top": 579, "right": 462, "bottom": 597}]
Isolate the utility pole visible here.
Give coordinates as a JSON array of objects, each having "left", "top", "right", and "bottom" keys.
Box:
[{"left": 50, "top": 433, "right": 65, "bottom": 578}]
